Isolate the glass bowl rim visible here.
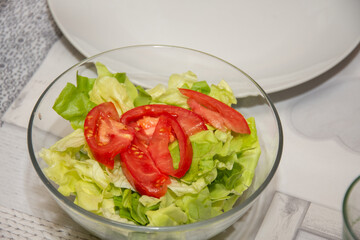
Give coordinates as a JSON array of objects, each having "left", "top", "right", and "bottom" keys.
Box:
[
  {"left": 342, "top": 175, "right": 360, "bottom": 240},
  {"left": 27, "top": 44, "right": 283, "bottom": 232}
]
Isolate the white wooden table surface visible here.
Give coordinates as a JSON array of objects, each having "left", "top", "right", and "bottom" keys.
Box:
[{"left": 1, "top": 1, "right": 360, "bottom": 239}]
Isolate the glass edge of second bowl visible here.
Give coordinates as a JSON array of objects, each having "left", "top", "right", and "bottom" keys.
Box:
[{"left": 342, "top": 175, "right": 360, "bottom": 240}]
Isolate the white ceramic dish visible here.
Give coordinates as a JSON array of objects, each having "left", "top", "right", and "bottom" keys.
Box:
[{"left": 47, "top": 0, "right": 360, "bottom": 93}]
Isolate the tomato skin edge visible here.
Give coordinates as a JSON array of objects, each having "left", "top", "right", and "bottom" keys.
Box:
[
  {"left": 178, "top": 88, "right": 250, "bottom": 134},
  {"left": 84, "top": 102, "right": 134, "bottom": 169},
  {"left": 120, "top": 144, "right": 170, "bottom": 198},
  {"left": 148, "top": 114, "right": 193, "bottom": 178}
]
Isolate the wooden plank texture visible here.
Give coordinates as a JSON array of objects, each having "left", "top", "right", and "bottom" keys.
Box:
[
  {"left": 301, "top": 203, "right": 342, "bottom": 240},
  {"left": 255, "top": 192, "right": 309, "bottom": 240}
]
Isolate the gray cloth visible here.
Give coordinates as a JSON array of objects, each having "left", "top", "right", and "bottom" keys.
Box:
[{"left": 0, "top": 0, "right": 61, "bottom": 118}]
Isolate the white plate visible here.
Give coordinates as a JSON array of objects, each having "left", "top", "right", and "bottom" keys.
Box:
[{"left": 48, "top": 0, "right": 360, "bottom": 93}]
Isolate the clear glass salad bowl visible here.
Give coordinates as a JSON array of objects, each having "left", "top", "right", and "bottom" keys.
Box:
[{"left": 28, "top": 45, "right": 283, "bottom": 240}]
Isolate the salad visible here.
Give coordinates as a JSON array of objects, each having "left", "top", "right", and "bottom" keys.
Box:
[{"left": 39, "top": 62, "right": 261, "bottom": 226}]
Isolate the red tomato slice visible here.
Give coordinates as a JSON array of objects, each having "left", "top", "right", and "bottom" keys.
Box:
[
  {"left": 187, "top": 98, "right": 227, "bottom": 132},
  {"left": 179, "top": 88, "right": 250, "bottom": 134},
  {"left": 84, "top": 102, "right": 134, "bottom": 169},
  {"left": 148, "top": 114, "right": 193, "bottom": 178},
  {"left": 120, "top": 143, "right": 171, "bottom": 198},
  {"left": 120, "top": 104, "right": 207, "bottom": 136}
]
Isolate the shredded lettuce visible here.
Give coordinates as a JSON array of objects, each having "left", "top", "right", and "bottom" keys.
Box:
[
  {"left": 168, "top": 178, "right": 207, "bottom": 197},
  {"left": 146, "top": 71, "right": 198, "bottom": 108},
  {"left": 74, "top": 180, "right": 103, "bottom": 212},
  {"left": 42, "top": 64, "right": 261, "bottom": 226},
  {"left": 49, "top": 128, "right": 85, "bottom": 152},
  {"left": 175, "top": 187, "right": 213, "bottom": 223},
  {"left": 209, "top": 80, "right": 237, "bottom": 106},
  {"left": 189, "top": 80, "right": 211, "bottom": 95},
  {"left": 146, "top": 204, "right": 188, "bottom": 226},
  {"left": 134, "top": 86, "right": 152, "bottom": 107},
  {"left": 113, "top": 189, "right": 152, "bottom": 225}
]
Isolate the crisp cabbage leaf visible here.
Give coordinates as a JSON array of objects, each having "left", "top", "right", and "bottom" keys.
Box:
[
  {"left": 146, "top": 204, "right": 188, "bottom": 226},
  {"left": 209, "top": 80, "right": 237, "bottom": 106},
  {"left": 89, "top": 75, "right": 134, "bottom": 115}
]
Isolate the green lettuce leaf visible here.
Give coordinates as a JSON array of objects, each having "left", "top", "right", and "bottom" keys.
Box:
[
  {"left": 91, "top": 62, "right": 138, "bottom": 111},
  {"left": 76, "top": 73, "right": 95, "bottom": 97},
  {"left": 223, "top": 194, "right": 240, "bottom": 212},
  {"left": 150, "top": 88, "right": 188, "bottom": 108},
  {"left": 134, "top": 86, "right": 152, "bottom": 107},
  {"left": 146, "top": 204, "right": 188, "bottom": 226},
  {"left": 175, "top": 187, "right": 213, "bottom": 223},
  {"left": 181, "top": 130, "right": 222, "bottom": 183},
  {"left": 89, "top": 75, "right": 134, "bottom": 115},
  {"left": 168, "top": 178, "right": 207, "bottom": 197},
  {"left": 49, "top": 128, "right": 85, "bottom": 152},
  {"left": 190, "top": 80, "right": 211, "bottom": 95},
  {"left": 209, "top": 183, "right": 231, "bottom": 201},
  {"left": 101, "top": 198, "right": 135, "bottom": 224},
  {"left": 74, "top": 180, "right": 103, "bottom": 212},
  {"left": 53, "top": 62, "right": 140, "bottom": 129},
  {"left": 168, "top": 71, "right": 198, "bottom": 89},
  {"left": 209, "top": 80, "right": 237, "bottom": 106},
  {"left": 53, "top": 82, "right": 97, "bottom": 129},
  {"left": 73, "top": 159, "right": 110, "bottom": 189},
  {"left": 40, "top": 148, "right": 79, "bottom": 196},
  {"left": 139, "top": 195, "right": 161, "bottom": 208},
  {"left": 114, "top": 189, "right": 151, "bottom": 225},
  {"left": 52, "top": 72, "right": 96, "bottom": 129},
  {"left": 210, "top": 194, "right": 240, "bottom": 216},
  {"left": 146, "top": 71, "right": 199, "bottom": 108},
  {"left": 212, "top": 117, "right": 261, "bottom": 195}
]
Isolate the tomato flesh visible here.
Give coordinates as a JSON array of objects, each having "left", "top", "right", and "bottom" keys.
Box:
[
  {"left": 136, "top": 116, "right": 159, "bottom": 137},
  {"left": 135, "top": 116, "right": 175, "bottom": 142},
  {"left": 148, "top": 114, "right": 193, "bottom": 178},
  {"left": 187, "top": 98, "right": 227, "bottom": 132},
  {"left": 120, "top": 143, "right": 170, "bottom": 198},
  {"left": 120, "top": 104, "right": 207, "bottom": 136},
  {"left": 179, "top": 88, "right": 250, "bottom": 134},
  {"left": 84, "top": 102, "right": 134, "bottom": 169}
]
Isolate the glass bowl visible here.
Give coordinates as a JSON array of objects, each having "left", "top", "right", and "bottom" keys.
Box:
[
  {"left": 27, "top": 45, "right": 283, "bottom": 240},
  {"left": 343, "top": 176, "right": 360, "bottom": 240}
]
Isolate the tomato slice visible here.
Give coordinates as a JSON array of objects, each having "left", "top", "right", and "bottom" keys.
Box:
[
  {"left": 120, "top": 104, "right": 207, "bottom": 136},
  {"left": 179, "top": 88, "right": 250, "bottom": 134},
  {"left": 120, "top": 143, "right": 171, "bottom": 198},
  {"left": 187, "top": 98, "right": 227, "bottom": 132},
  {"left": 84, "top": 102, "right": 134, "bottom": 169},
  {"left": 148, "top": 114, "right": 193, "bottom": 178}
]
